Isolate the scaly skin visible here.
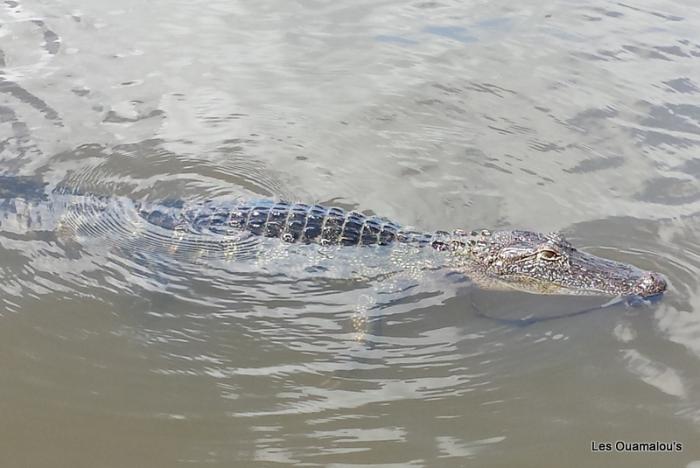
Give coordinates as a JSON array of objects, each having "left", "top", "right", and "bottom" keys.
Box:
[
  {"left": 140, "top": 199, "right": 667, "bottom": 297},
  {"left": 145, "top": 200, "right": 451, "bottom": 247},
  {"left": 0, "top": 177, "right": 668, "bottom": 298}
]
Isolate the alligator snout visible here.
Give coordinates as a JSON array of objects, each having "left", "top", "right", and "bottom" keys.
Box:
[{"left": 634, "top": 272, "right": 667, "bottom": 297}]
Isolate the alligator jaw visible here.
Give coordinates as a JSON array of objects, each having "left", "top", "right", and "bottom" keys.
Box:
[{"left": 495, "top": 267, "right": 668, "bottom": 297}]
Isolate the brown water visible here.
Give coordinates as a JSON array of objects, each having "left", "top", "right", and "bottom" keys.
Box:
[{"left": 1, "top": 0, "right": 699, "bottom": 466}]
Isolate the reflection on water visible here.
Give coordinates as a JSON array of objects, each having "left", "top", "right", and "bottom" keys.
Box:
[{"left": 1, "top": 0, "right": 699, "bottom": 466}]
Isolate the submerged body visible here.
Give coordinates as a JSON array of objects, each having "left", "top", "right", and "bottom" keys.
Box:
[{"left": 0, "top": 176, "right": 667, "bottom": 298}]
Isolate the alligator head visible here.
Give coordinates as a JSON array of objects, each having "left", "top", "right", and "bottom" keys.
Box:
[{"left": 451, "top": 229, "right": 667, "bottom": 297}]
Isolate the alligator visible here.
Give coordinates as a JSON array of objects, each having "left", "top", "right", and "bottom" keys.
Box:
[{"left": 0, "top": 176, "right": 667, "bottom": 298}]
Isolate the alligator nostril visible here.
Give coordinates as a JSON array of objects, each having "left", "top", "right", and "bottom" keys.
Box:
[{"left": 638, "top": 272, "right": 667, "bottom": 296}]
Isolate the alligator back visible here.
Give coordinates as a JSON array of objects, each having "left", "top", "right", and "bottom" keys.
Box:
[
  {"left": 144, "top": 200, "right": 440, "bottom": 247},
  {"left": 0, "top": 174, "right": 446, "bottom": 249}
]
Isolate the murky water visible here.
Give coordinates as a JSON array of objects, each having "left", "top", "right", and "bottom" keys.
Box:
[{"left": 1, "top": 0, "right": 699, "bottom": 466}]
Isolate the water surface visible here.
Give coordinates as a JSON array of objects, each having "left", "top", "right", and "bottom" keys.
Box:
[{"left": 1, "top": 0, "right": 699, "bottom": 466}]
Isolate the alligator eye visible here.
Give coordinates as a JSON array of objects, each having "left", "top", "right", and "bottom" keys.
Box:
[{"left": 537, "top": 249, "right": 560, "bottom": 261}]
